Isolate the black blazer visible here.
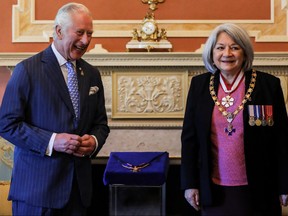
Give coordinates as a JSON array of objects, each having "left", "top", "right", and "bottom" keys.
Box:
[{"left": 181, "top": 70, "right": 288, "bottom": 207}]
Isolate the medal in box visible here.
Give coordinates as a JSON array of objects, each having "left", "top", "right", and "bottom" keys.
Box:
[{"left": 103, "top": 152, "right": 169, "bottom": 186}]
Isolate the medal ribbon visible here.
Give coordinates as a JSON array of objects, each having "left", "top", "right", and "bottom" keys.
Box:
[
  {"left": 249, "top": 105, "right": 254, "bottom": 118},
  {"left": 254, "top": 105, "right": 259, "bottom": 119},
  {"left": 248, "top": 105, "right": 256, "bottom": 126},
  {"left": 261, "top": 105, "right": 265, "bottom": 120},
  {"left": 220, "top": 71, "right": 245, "bottom": 93},
  {"left": 265, "top": 105, "right": 274, "bottom": 126},
  {"left": 261, "top": 105, "right": 267, "bottom": 126},
  {"left": 254, "top": 105, "right": 262, "bottom": 126},
  {"left": 265, "top": 105, "right": 273, "bottom": 117}
]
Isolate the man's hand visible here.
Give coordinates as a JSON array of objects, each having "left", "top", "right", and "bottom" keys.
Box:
[
  {"left": 73, "top": 134, "right": 96, "bottom": 157},
  {"left": 53, "top": 133, "right": 81, "bottom": 154}
]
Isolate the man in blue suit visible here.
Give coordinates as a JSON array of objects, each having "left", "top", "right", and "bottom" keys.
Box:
[{"left": 0, "top": 3, "right": 110, "bottom": 215}]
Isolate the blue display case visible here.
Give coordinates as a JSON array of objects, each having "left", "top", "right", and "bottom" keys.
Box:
[{"left": 103, "top": 152, "right": 169, "bottom": 216}]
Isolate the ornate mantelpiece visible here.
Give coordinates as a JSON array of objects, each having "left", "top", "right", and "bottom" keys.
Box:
[{"left": 0, "top": 52, "right": 288, "bottom": 160}]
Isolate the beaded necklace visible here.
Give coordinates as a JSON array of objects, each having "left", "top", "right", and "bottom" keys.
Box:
[{"left": 209, "top": 69, "right": 257, "bottom": 135}]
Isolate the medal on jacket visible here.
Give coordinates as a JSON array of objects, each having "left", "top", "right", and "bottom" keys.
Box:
[
  {"left": 225, "top": 112, "right": 236, "bottom": 135},
  {"left": 261, "top": 105, "right": 267, "bottom": 126},
  {"left": 266, "top": 105, "right": 274, "bottom": 126},
  {"left": 220, "top": 71, "right": 244, "bottom": 108},
  {"left": 248, "top": 105, "right": 256, "bottom": 126},
  {"left": 248, "top": 105, "right": 273, "bottom": 126},
  {"left": 255, "top": 105, "right": 262, "bottom": 126},
  {"left": 221, "top": 95, "right": 234, "bottom": 108}
]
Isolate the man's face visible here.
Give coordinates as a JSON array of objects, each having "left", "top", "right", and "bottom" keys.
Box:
[{"left": 56, "top": 12, "right": 93, "bottom": 61}]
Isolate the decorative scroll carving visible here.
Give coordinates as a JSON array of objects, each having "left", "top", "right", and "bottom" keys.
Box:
[
  {"left": 0, "top": 139, "right": 13, "bottom": 169},
  {"left": 0, "top": 137, "right": 14, "bottom": 183},
  {"left": 112, "top": 72, "right": 188, "bottom": 118}
]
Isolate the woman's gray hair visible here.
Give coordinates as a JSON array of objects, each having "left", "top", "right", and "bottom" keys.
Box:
[
  {"left": 53, "top": 3, "right": 92, "bottom": 40},
  {"left": 202, "top": 23, "right": 254, "bottom": 73}
]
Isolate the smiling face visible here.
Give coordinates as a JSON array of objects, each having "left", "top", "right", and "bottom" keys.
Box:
[
  {"left": 213, "top": 32, "right": 244, "bottom": 77},
  {"left": 54, "top": 12, "right": 93, "bottom": 61}
]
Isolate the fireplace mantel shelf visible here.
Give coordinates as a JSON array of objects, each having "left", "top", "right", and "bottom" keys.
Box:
[{"left": 1, "top": 52, "right": 288, "bottom": 67}]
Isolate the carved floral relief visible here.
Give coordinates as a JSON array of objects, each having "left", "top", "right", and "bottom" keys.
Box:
[
  {"left": 112, "top": 72, "right": 188, "bottom": 118},
  {"left": 0, "top": 137, "right": 13, "bottom": 184}
]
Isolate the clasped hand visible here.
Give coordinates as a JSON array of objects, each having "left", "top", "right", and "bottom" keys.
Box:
[
  {"left": 53, "top": 133, "right": 96, "bottom": 157},
  {"left": 280, "top": 194, "right": 288, "bottom": 207},
  {"left": 185, "top": 188, "right": 200, "bottom": 211}
]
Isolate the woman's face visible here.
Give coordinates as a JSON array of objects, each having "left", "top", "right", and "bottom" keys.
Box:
[{"left": 213, "top": 32, "right": 244, "bottom": 76}]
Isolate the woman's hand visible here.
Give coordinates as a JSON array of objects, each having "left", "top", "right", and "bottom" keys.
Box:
[
  {"left": 280, "top": 194, "right": 288, "bottom": 206},
  {"left": 185, "top": 188, "right": 200, "bottom": 211}
]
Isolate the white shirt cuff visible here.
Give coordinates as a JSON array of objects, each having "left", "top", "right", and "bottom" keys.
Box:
[
  {"left": 89, "top": 135, "right": 98, "bottom": 158},
  {"left": 46, "top": 133, "right": 56, "bottom": 156}
]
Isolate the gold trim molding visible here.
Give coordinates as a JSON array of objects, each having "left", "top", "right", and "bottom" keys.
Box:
[{"left": 12, "top": 0, "right": 288, "bottom": 42}]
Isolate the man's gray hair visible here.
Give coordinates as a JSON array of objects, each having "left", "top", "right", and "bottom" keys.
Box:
[{"left": 53, "top": 3, "right": 92, "bottom": 40}]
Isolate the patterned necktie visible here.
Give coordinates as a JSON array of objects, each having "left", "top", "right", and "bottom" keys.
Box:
[{"left": 66, "top": 61, "right": 79, "bottom": 119}]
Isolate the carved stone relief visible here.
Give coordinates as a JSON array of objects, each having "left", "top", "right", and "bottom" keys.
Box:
[{"left": 112, "top": 71, "right": 187, "bottom": 118}]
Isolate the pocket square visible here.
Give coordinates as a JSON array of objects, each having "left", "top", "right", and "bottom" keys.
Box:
[{"left": 89, "top": 86, "right": 99, "bottom": 95}]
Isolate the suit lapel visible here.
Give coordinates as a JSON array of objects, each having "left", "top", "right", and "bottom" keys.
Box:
[
  {"left": 76, "top": 60, "right": 90, "bottom": 119},
  {"left": 41, "top": 46, "right": 75, "bottom": 116}
]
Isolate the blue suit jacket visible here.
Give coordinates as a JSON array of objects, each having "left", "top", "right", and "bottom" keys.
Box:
[{"left": 0, "top": 46, "right": 110, "bottom": 208}]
